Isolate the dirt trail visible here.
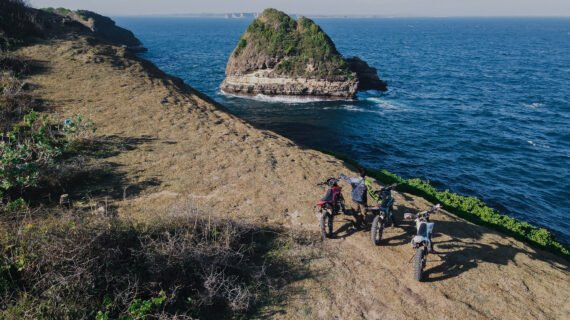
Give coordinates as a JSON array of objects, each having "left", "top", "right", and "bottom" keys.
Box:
[{"left": 17, "top": 35, "right": 570, "bottom": 319}]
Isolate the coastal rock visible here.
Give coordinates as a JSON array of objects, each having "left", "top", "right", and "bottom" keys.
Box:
[
  {"left": 221, "top": 8, "right": 386, "bottom": 99},
  {"left": 42, "top": 8, "right": 147, "bottom": 52},
  {"left": 346, "top": 56, "right": 387, "bottom": 91}
]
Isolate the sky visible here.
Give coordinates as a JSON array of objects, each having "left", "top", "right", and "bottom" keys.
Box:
[{"left": 29, "top": 0, "right": 570, "bottom": 17}]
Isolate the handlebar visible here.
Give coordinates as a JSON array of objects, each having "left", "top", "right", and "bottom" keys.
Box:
[
  {"left": 383, "top": 183, "right": 399, "bottom": 190},
  {"left": 374, "top": 183, "right": 399, "bottom": 194},
  {"left": 405, "top": 204, "right": 442, "bottom": 220},
  {"left": 418, "top": 204, "right": 442, "bottom": 216},
  {"left": 317, "top": 177, "right": 341, "bottom": 187}
]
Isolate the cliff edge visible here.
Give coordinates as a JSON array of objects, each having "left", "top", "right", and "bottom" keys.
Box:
[{"left": 221, "top": 8, "right": 387, "bottom": 99}]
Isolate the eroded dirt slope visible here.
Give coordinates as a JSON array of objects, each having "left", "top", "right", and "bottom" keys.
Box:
[{"left": 17, "top": 35, "right": 570, "bottom": 319}]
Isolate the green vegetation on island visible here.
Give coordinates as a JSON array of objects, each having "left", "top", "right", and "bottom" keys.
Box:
[
  {"left": 232, "top": 8, "right": 351, "bottom": 79},
  {"left": 41, "top": 7, "right": 73, "bottom": 16}
]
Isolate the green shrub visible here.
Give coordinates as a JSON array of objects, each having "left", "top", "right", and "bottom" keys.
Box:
[
  {"left": 125, "top": 290, "right": 166, "bottom": 320},
  {"left": 0, "top": 111, "right": 62, "bottom": 194},
  {"left": 41, "top": 7, "right": 72, "bottom": 16},
  {"left": 234, "top": 37, "right": 247, "bottom": 56},
  {"left": 0, "top": 111, "right": 95, "bottom": 201}
]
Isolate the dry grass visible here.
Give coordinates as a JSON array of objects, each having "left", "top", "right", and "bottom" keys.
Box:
[
  {"left": 0, "top": 64, "right": 36, "bottom": 132},
  {"left": 0, "top": 201, "right": 320, "bottom": 319}
]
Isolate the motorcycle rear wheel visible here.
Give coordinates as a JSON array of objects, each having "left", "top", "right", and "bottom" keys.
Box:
[{"left": 371, "top": 215, "right": 385, "bottom": 245}]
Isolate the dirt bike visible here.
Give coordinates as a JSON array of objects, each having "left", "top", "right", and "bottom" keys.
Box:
[
  {"left": 316, "top": 177, "right": 345, "bottom": 238},
  {"left": 369, "top": 183, "right": 398, "bottom": 245},
  {"left": 404, "top": 204, "right": 442, "bottom": 282}
]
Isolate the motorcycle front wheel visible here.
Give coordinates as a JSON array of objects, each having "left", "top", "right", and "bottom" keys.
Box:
[
  {"left": 319, "top": 209, "right": 334, "bottom": 239},
  {"left": 371, "top": 215, "right": 385, "bottom": 245},
  {"left": 413, "top": 247, "right": 426, "bottom": 282}
]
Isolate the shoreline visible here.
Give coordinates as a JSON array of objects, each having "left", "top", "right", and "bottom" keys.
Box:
[{"left": 219, "top": 89, "right": 355, "bottom": 103}]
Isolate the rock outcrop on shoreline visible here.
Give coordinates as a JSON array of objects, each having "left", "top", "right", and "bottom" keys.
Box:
[{"left": 221, "top": 8, "right": 387, "bottom": 99}]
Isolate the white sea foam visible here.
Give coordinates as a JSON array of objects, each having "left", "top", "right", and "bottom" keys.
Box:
[
  {"left": 219, "top": 90, "right": 351, "bottom": 104},
  {"left": 524, "top": 102, "right": 544, "bottom": 108},
  {"left": 527, "top": 140, "right": 552, "bottom": 150},
  {"left": 342, "top": 105, "right": 368, "bottom": 112},
  {"left": 364, "top": 96, "right": 406, "bottom": 111}
]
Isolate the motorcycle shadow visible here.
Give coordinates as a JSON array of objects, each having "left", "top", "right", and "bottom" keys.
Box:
[
  {"left": 377, "top": 205, "right": 420, "bottom": 246},
  {"left": 331, "top": 217, "right": 360, "bottom": 239},
  {"left": 422, "top": 219, "right": 569, "bottom": 282}
]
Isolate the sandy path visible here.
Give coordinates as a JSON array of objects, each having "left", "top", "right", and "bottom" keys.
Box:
[{"left": 17, "top": 35, "right": 570, "bottom": 319}]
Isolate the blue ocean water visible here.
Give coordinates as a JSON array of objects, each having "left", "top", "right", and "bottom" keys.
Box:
[{"left": 115, "top": 17, "right": 570, "bottom": 243}]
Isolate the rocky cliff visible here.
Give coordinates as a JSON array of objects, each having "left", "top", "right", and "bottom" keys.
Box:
[
  {"left": 221, "top": 8, "right": 386, "bottom": 99},
  {"left": 42, "top": 7, "right": 147, "bottom": 52}
]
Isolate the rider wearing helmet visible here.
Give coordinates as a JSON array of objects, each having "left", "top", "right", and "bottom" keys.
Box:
[{"left": 340, "top": 167, "right": 373, "bottom": 228}]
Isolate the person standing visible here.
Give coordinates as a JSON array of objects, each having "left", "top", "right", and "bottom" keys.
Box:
[{"left": 340, "top": 168, "right": 370, "bottom": 228}]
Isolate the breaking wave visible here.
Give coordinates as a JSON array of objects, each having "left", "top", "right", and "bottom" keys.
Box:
[{"left": 220, "top": 90, "right": 351, "bottom": 104}]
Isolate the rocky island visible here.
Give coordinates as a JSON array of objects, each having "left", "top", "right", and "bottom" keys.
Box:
[{"left": 221, "top": 8, "right": 387, "bottom": 99}]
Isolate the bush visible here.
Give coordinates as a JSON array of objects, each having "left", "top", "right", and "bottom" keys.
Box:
[
  {"left": 0, "top": 0, "right": 42, "bottom": 49},
  {"left": 0, "top": 112, "right": 62, "bottom": 195},
  {"left": 233, "top": 38, "right": 247, "bottom": 57},
  {"left": 0, "top": 110, "right": 97, "bottom": 201},
  {"left": 41, "top": 7, "right": 72, "bottom": 16},
  {"left": 0, "top": 204, "right": 302, "bottom": 319}
]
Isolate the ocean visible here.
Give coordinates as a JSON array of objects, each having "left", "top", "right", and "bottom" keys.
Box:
[{"left": 114, "top": 17, "right": 570, "bottom": 243}]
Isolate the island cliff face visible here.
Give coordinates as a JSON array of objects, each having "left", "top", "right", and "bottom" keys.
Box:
[{"left": 221, "top": 9, "right": 386, "bottom": 99}]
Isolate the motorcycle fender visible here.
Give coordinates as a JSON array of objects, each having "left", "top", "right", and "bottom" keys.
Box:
[{"left": 412, "top": 235, "right": 426, "bottom": 245}]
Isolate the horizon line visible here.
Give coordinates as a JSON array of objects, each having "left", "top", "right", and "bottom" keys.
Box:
[{"left": 107, "top": 13, "right": 570, "bottom": 18}]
